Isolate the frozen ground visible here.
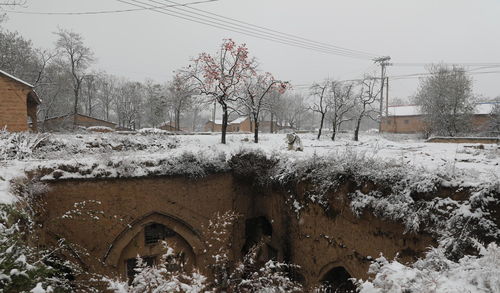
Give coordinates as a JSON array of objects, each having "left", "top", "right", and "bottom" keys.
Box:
[
  {"left": 1, "top": 131, "right": 499, "bottom": 292},
  {"left": 1, "top": 131, "right": 499, "bottom": 203}
]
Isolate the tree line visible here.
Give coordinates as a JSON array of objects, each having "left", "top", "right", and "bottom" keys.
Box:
[{"left": 2, "top": 17, "right": 497, "bottom": 142}]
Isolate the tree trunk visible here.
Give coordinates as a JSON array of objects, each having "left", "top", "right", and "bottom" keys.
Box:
[
  {"left": 254, "top": 116, "right": 259, "bottom": 143},
  {"left": 331, "top": 121, "right": 337, "bottom": 141},
  {"left": 105, "top": 103, "right": 109, "bottom": 122},
  {"left": 353, "top": 116, "right": 362, "bottom": 141},
  {"left": 221, "top": 105, "right": 228, "bottom": 144},
  {"left": 270, "top": 112, "right": 274, "bottom": 133},
  {"left": 192, "top": 107, "right": 199, "bottom": 132},
  {"left": 73, "top": 87, "right": 79, "bottom": 129},
  {"left": 317, "top": 113, "right": 325, "bottom": 140},
  {"left": 176, "top": 109, "right": 181, "bottom": 131}
]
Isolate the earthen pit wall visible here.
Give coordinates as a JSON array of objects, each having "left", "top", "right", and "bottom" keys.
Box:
[
  {"left": 39, "top": 173, "right": 435, "bottom": 287},
  {"left": 249, "top": 181, "right": 435, "bottom": 287},
  {"left": 39, "top": 173, "right": 253, "bottom": 279}
]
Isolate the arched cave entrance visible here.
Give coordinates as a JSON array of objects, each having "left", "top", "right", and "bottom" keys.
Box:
[
  {"left": 104, "top": 212, "right": 205, "bottom": 280},
  {"left": 242, "top": 216, "right": 277, "bottom": 261},
  {"left": 319, "top": 266, "right": 357, "bottom": 293},
  {"left": 121, "top": 222, "right": 196, "bottom": 282}
]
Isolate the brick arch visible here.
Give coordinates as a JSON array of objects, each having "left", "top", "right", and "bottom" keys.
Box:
[{"left": 103, "top": 211, "right": 206, "bottom": 268}]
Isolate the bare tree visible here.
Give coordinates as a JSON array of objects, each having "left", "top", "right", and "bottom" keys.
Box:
[
  {"left": 36, "top": 56, "right": 74, "bottom": 129},
  {"left": 328, "top": 81, "right": 355, "bottom": 141},
  {"left": 238, "top": 72, "right": 287, "bottom": 143},
  {"left": 0, "top": 0, "right": 26, "bottom": 7},
  {"left": 55, "top": 29, "right": 94, "bottom": 127},
  {"left": 488, "top": 96, "right": 500, "bottom": 136},
  {"left": 167, "top": 74, "right": 195, "bottom": 131},
  {"left": 0, "top": 25, "right": 42, "bottom": 83},
  {"left": 277, "top": 93, "right": 308, "bottom": 130},
  {"left": 96, "top": 73, "right": 116, "bottom": 122},
  {"left": 309, "top": 81, "right": 330, "bottom": 140},
  {"left": 143, "top": 79, "right": 165, "bottom": 128},
  {"left": 116, "top": 81, "right": 143, "bottom": 130},
  {"left": 184, "top": 39, "right": 256, "bottom": 144},
  {"left": 414, "top": 64, "right": 475, "bottom": 136},
  {"left": 266, "top": 89, "right": 283, "bottom": 133},
  {"left": 82, "top": 73, "right": 99, "bottom": 117},
  {"left": 353, "top": 76, "right": 380, "bottom": 141}
]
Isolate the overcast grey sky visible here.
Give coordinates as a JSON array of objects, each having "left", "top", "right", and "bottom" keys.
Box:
[{"left": 3, "top": 0, "right": 500, "bottom": 101}]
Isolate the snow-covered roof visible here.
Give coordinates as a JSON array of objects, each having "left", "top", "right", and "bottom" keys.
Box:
[
  {"left": 387, "top": 102, "right": 499, "bottom": 117},
  {"left": 208, "top": 119, "right": 223, "bottom": 125},
  {"left": 387, "top": 105, "right": 421, "bottom": 117},
  {"left": 230, "top": 117, "right": 248, "bottom": 124},
  {"left": 474, "top": 102, "right": 497, "bottom": 115},
  {"left": 0, "top": 69, "right": 34, "bottom": 88}
]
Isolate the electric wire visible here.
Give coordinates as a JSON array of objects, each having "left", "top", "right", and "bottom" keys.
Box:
[
  {"left": 117, "top": 0, "right": 381, "bottom": 60},
  {"left": 3, "top": 0, "right": 218, "bottom": 15},
  {"left": 157, "top": 0, "right": 380, "bottom": 59}
]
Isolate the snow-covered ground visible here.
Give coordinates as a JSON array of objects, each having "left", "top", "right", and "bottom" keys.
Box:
[
  {"left": 1, "top": 131, "right": 499, "bottom": 203},
  {"left": 1, "top": 130, "right": 499, "bottom": 292}
]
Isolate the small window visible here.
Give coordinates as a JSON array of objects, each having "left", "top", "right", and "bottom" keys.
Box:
[
  {"left": 144, "top": 223, "right": 176, "bottom": 245},
  {"left": 404, "top": 119, "right": 410, "bottom": 124},
  {"left": 387, "top": 120, "right": 392, "bottom": 125},
  {"left": 127, "top": 256, "right": 156, "bottom": 282}
]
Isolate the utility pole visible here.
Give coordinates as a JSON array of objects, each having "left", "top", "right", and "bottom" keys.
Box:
[
  {"left": 386, "top": 77, "right": 389, "bottom": 117},
  {"left": 374, "top": 56, "right": 391, "bottom": 132}
]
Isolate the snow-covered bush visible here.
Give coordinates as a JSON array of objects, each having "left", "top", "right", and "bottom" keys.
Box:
[
  {"left": 203, "top": 210, "right": 240, "bottom": 289},
  {"left": 358, "top": 242, "right": 500, "bottom": 293},
  {"left": 32, "top": 133, "right": 178, "bottom": 159},
  {"left": 0, "top": 130, "right": 47, "bottom": 161},
  {"left": 257, "top": 148, "right": 500, "bottom": 259},
  {"left": 229, "top": 244, "right": 302, "bottom": 292},
  {"left": 106, "top": 243, "right": 207, "bottom": 293},
  {"left": 86, "top": 126, "right": 114, "bottom": 133},
  {"left": 137, "top": 128, "right": 169, "bottom": 134},
  {"left": 36, "top": 150, "right": 228, "bottom": 181},
  {"left": 228, "top": 149, "right": 278, "bottom": 187},
  {"left": 202, "top": 211, "right": 302, "bottom": 292},
  {"left": 0, "top": 203, "right": 74, "bottom": 292}
]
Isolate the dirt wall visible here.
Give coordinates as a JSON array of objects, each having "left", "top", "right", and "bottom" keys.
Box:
[{"left": 38, "top": 173, "right": 434, "bottom": 288}]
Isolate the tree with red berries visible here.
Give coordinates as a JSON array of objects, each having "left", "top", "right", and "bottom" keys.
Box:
[{"left": 184, "top": 39, "right": 257, "bottom": 144}]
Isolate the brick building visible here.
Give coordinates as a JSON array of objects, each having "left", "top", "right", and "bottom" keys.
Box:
[
  {"left": 41, "top": 113, "right": 116, "bottom": 132},
  {"left": 0, "top": 69, "right": 41, "bottom": 132},
  {"left": 381, "top": 103, "right": 498, "bottom": 134}
]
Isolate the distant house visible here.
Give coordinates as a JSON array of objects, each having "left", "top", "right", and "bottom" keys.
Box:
[
  {"left": 227, "top": 117, "right": 252, "bottom": 132},
  {"left": 204, "top": 117, "right": 251, "bottom": 132},
  {"left": 41, "top": 113, "right": 116, "bottom": 132},
  {"left": 204, "top": 119, "right": 223, "bottom": 132},
  {"left": 159, "top": 121, "right": 181, "bottom": 132},
  {"left": 0, "top": 69, "right": 41, "bottom": 132},
  {"left": 381, "top": 102, "right": 498, "bottom": 134}
]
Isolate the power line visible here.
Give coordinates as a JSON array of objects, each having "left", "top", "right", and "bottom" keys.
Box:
[
  {"left": 3, "top": 0, "right": 218, "bottom": 15},
  {"left": 393, "top": 62, "right": 500, "bottom": 67},
  {"left": 389, "top": 70, "right": 500, "bottom": 80},
  {"left": 159, "top": 0, "right": 380, "bottom": 59},
  {"left": 151, "top": 0, "right": 378, "bottom": 59},
  {"left": 293, "top": 69, "right": 500, "bottom": 87},
  {"left": 118, "top": 0, "right": 382, "bottom": 60}
]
